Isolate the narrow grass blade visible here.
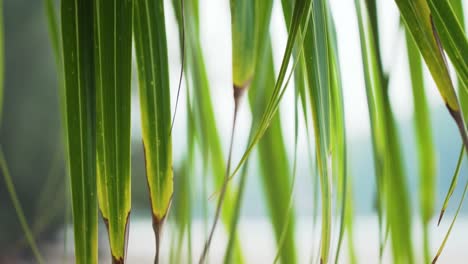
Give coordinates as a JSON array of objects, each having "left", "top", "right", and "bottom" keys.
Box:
[
  {"left": 200, "top": 0, "right": 276, "bottom": 260},
  {"left": 404, "top": 25, "right": 437, "bottom": 262},
  {"left": 433, "top": 175, "right": 468, "bottom": 263},
  {"left": 300, "top": 0, "right": 340, "bottom": 261},
  {"left": 329, "top": 16, "right": 348, "bottom": 264},
  {"left": 0, "top": 148, "right": 44, "bottom": 263},
  {"left": 228, "top": 0, "right": 312, "bottom": 185},
  {"left": 171, "top": 0, "right": 245, "bottom": 261},
  {"left": 44, "top": 0, "right": 62, "bottom": 89},
  {"left": 45, "top": 0, "right": 67, "bottom": 139},
  {"left": 382, "top": 89, "right": 414, "bottom": 264},
  {"left": 438, "top": 146, "right": 464, "bottom": 225},
  {"left": 345, "top": 176, "right": 358, "bottom": 264},
  {"left": 427, "top": 0, "right": 468, "bottom": 90},
  {"left": 61, "top": 0, "right": 98, "bottom": 262},
  {"left": 395, "top": 0, "right": 468, "bottom": 151},
  {"left": 251, "top": 39, "right": 297, "bottom": 264},
  {"left": 43, "top": 0, "right": 71, "bottom": 259},
  {"left": 354, "top": 0, "right": 386, "bottom": 256},
  {"left": 449, "top": 0, "right": 467, "bottom": 120},
  {"left": 95, "top": 0, "right": 133, "bottom": 262},
  {"left": 355, "top": 0, "right": 414, "bottom": 262}
]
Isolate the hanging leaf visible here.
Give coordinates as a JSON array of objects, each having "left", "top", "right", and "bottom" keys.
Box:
[
  {"left": 395, "top": 0, "right": 468, "bottom": 151},
  {"left": 134, "top": 0, "right": 173, "bottom": 262},
  {"left": 95, "top": 0, "right": 133, "bottom": 262},
  {"left": 61, "top": 0, "right": 98, "bottom": 262}
]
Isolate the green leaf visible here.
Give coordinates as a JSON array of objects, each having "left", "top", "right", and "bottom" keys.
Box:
[
  {"left": 355, "top": 0, "right": 414, "bottom": 262},
  {"left": 300, "top": 0, "right": 344, "bottom": 261},
  {"left": 250, "top": 39, "right": 297, "bottom": 264},
  {"left": 95, "top": 0, "right": 133, "bottom": 262},
  {"left": 0, "top": 148, "right": 44, "bottom": 263},
  {"left": 328, "top": 13, "right": 348, "bottom": 264},
  {"left": 60, "top": 0, "right": 98, "bottom": 262},
  {"left": 433, "top": 160, "right": 468, "bottom": 263},
  {"left": 231, "top": 0, "right": 257, "bottom": 87},
  {"left": 449, "top": 0, "right": 468, "bottom": 120},
  {"left": 229, "top": 0, "right": 312, "bottom": 183},
  {"left": 427, "top": 0, "right": 468, "bottom": 90},
  {"left": 171, "top": 0, "right": 245, "bottom": 262},
  {"left": 134, "top": 0, "right": 173, "bottom": 262},
  {"left": 405, "top": 25, "right": 436, "bottom": 262},
  {"left": 395, "top": 0, "right": 468, "bottom": 151},
  {"left": 438, "top": 146, "right": 464, "bottom": 225}
]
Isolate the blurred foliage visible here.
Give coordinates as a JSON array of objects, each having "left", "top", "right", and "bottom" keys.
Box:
[{"left": 0, "top": 0, "right": 467, "bottom": 263}]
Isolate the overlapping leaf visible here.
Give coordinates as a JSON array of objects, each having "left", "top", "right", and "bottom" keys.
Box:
[
  {"left": 395, "top": 0, "right": 468, "bottom": 150},
  {"left": 355, "top": 0, "right": 414, "bottom": 262},
  {"left": 404, "top": 27, "right": 436, "bottom": 262}
]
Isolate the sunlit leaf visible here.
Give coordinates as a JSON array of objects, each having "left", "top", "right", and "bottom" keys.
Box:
[
  {"left": 395, "top": 0, "right": 468, "bottom": 151},
  {"left": 404, "top": 26, "right": 436, "bottom": 262}
]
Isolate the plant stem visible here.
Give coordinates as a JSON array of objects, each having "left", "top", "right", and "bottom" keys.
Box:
[{"left": 199, "top": 85, "right": 246, "bottom": 263}]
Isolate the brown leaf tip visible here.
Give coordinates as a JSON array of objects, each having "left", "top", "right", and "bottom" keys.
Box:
[
  {"left": 438, "top": 209, "right": 445, "bottom": 226},
  {"left": 112, "top": 255, "right": 124, "bottom": 264}
]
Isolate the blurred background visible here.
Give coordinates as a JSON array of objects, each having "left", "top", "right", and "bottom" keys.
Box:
[{"left": 0, "top": 0, "right": 467, "bottom": 263}]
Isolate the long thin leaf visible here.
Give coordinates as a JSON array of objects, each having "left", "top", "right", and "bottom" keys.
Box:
[
  {"left": 427, "top": 0, "right": 468, "bottom": 90},
  {"left": 395, "top": 0, "right": 468, "bottom": 151},
  {"left": 438, "top": 146, "right": 464, "bottom": 224},
  {"left": 0, "top": 148, "right": 44, "bottom": 263},
  {"left": 228, "top": 0, "right": 312, "bottom": 185},
  {"left": 95, "top": 0, "right": 133, "bottom": 262},
  {"left": 433, "top": 159, "right": 468, "bottom": 263},
  {"left": 250, "top": 38, "right": 297, "bottom": 264},
  {"left": 200, "top": 0, "right": 276, "bottom": 260},
  {"left": 449, "top": 0, "right": 467, "bottom": 120},
  {"left": 404, "top": 25, "right": 436, "bottom": 262},
  {"left": 171, "top": 0, "right": 245, "bottom": 261},
  {"left": 355, "top": 0, "right": 414, "bottom": 262},
  {"left": 134, "top": 0, "right": 173, "bottom": 262},
  {"left": 61, "top": 0, "right": 98, "bottom": 262}
]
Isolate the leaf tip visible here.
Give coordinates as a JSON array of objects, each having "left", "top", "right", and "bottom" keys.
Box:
[{"left": 438, "top": 209, "right": 445, "bottom": 226}]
